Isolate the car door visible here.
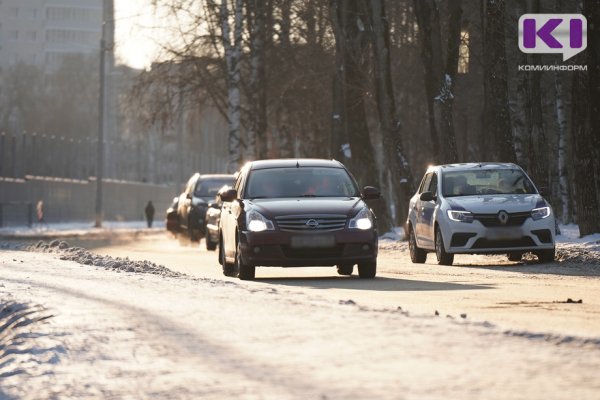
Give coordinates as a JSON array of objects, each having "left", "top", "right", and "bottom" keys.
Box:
[
  {"left": 221, "top": 172, "right": 244, "bottom": 259},
  {"left": 421, "top": 172, "right": 438, "bottom": 244},
  {"left": 179, "top": 176, "right": 195, "bottom": 229},
  {"left": 415, "top": 172, "right": 432, "bottom": 239}
]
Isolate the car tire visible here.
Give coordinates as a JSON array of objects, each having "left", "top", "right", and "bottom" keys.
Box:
[
  {"left": 408, "top": 225, "right": 427, "bottom": 263},
  {"left": 206, "top": 235, "right": 218, "bottom": 251},
  {"left": 337, "top": 264, "right": 354, "bottom": 275},
  {"left": 358, "top": 261, "right": 376, "bottom": 279},
  {"left": 507, "top": 252, "right": 522, "bottom": 262},
  {"left": 236, "top": 241, "right": 255, "bottom": 280},
  {"left": 435, "top": 228, "right": 454, "bottom": 266},
  {"left": 220, "top": 236, "right": 235, "bottom": 276},
  {"left": 536, "top": 248, "right": 555, "bottom": 263}
]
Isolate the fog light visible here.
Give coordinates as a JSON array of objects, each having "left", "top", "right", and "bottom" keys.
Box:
[
  {"left": 254, "top": 246, "right": 261, "bottom": 254},
  {"left": 362, "top": 244, "right": 370, "bottom": 251}
]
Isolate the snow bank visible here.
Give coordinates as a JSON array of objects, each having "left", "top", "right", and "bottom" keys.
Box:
[
  {"left": 29, "top": 240, "right": 185, "bottom": 278},
  {"left": 0, "top": 221, "right": 161, "bottom": 239}
]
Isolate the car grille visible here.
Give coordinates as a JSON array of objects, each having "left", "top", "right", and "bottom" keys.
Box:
[
  {"left": 472, "top": 211, "right": 530, "bottom": 227},
  {"left": 275, "top": 214, "right": 347, "bottom": 231}
]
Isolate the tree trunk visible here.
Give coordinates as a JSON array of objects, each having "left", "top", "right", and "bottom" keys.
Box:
[
  {"left": 413, "top": 0, "right": 460, "bottom": 164},
  {"left": 368, "top": 0, "right": 415, "bottom": 225},
  {"left": 330, "top": 0, "right": 393, "bottom": 233},
  {"left": 220, "top": 0, "right": 244, "bottom": 172},
  {"left": 247, "top": 0, "right": 268, "bottom": 160},
  {"left": 481, "top": 0, "right": 515, "bottom": 163},
  {"left": 554, "top": 71, "right": 570, "bottom": 223}
]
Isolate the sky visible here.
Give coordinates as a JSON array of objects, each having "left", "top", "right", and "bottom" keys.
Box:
[{"left": 114, "top": 1, "right": 161, "bottom": 70}]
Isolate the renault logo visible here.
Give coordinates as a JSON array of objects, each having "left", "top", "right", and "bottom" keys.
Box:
[
  {"left": 498, "top": 211, "right": 509, "bottom": 225},
  {"left": 306, "top": 219, "right": 319, "bottom": 228}
]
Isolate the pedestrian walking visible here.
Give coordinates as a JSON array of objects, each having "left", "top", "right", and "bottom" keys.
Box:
[
  {"left": 144, "top": 201, "right": 155, "bottom": 228},
  {"left": 36, "top": 200, "right": 48, "bottom": 228}
]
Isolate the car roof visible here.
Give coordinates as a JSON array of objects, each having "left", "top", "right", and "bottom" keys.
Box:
[
  {"left": 198, "top": 174, "right": 235, "bottom": 180},
  {"left": 247, "top": 158, "right": 345, "bottom": 170},
  {"left": 427, "top": 162, "right": 521, "bottom": 173}
]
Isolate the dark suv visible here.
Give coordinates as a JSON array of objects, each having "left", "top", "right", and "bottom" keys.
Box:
[
  {"left": 218, "top": 159, "right": 380, "bottom": 280},
  {"left": 176, "top": 173, "right": 235, "bottom": 242}
]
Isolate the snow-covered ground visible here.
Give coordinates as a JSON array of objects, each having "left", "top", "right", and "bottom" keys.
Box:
[{"left": 0, "top": 221, "right": 161, "bottom": 239}]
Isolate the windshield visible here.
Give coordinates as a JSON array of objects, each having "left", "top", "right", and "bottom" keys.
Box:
[
  {"left": 194, "top": 178, "right": 234, "bottom": 198},
  {"left": 442, "top": 169, "right": 537, "bottom": 197},
  {"left": 245, "top": 167, "right": 360, "bottom": 199}
]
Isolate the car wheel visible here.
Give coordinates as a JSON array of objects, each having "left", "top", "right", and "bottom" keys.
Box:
[
  {"left": 358, "top": 261, "right": 376, "bottom": 279},
  {"left": 435, "top": 228, "right": 454, "bottom": 266},
  {"left": 220, "top": 236, "right": 235, "bottom": 276},
  {"left": 507, "top": 252, "right": 522, "bottom": 262},
  {"left": 337, "top": 264, "right": 354, "bottom": 275},
  {"left": 536, "top": 248, "right": 555, "bottom": 263},
  {"left": 408, "top": 225, "right": 427, "bottom": 263},
  {"left": 206, "top": 235, "right": 218, "bottom": 251},
  {"left": 236, "top": 241, "right": 255, "bottom": 280}
]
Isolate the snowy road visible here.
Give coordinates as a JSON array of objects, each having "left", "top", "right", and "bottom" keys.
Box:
[{"left": 1, "top": 234, "right": 600, "bottom": 399}]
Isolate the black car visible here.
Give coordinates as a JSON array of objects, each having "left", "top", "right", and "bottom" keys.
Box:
[
  {"left": 218, "top": 159, "right": 380, "bottom": 280},
  {"left": 204, "top": 185, "right": 232, "bottom": 251},
  {"left": 176, "top": 173, "right": 235, "bottom": 242},
  {"left": 165, "top": 196, "right": 179, "bottom": 233}
]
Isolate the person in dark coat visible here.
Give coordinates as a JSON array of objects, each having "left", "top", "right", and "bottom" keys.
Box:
[{"left": 144, "top": 201, "right": 155, "bottom": 228}]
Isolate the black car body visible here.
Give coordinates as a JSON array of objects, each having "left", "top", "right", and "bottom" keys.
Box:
[
  {"left": 165, "top": 196, "right": 179, "bottom": 233},
  {"left": 204, "top": 185, "right": 231, "bottom": 251},
  {"left": 218, "top": 159, "right": 380, "bottom": 280},
  {"left": 176, "top": 173, "right": 235, "bottom": 241}
]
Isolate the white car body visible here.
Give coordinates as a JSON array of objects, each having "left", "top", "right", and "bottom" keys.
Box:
[{"left": 406, "top": 163, "right": 556, "bottom": 265}]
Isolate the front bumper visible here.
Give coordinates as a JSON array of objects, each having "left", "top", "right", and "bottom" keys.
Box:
[
  {"left": 440, "top": 215, "right": 555, "bottom": 254},
  {"left": 238, "top": 229, "right": 378, "bottom": 267}
]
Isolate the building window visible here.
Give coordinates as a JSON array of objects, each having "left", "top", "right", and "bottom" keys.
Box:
[
  {"left": 25, "top": 31, "right": 37, "bottom": 41},
  {"left": 8, "top": 30, "right": 18, "bottom": 40},
  {"left": 458, "top": 30, "right": 470, "bottom": 74}
]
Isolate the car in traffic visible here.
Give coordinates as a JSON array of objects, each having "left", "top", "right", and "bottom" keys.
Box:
[
  {"left": 204, "top": 185, "right": 231, "bottom": 251},
  {"left": 176, "top": 173, "right": 235, "bottom": 242},
  {"left": 218, "top": 159, "right": 380, "bottom": 280},
  {"left": 406, "top": 163, "right": 556, "bottom": 265},
  {"left": 165, "top": 196, "right": 179, "bottom": 234}
]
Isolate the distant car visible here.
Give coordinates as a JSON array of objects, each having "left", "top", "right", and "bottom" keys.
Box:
[
  {"left": 204, "top": 185, "right": 231, "bottom": 251},
  {"left": 406, "top": 163, "right": 556, "bottom": 265},
  {"left": 218, "top": 159, "right": 380, "bottom": 280},
  {"left": 165, "top": 196, "right": 179, "bottom": 233},
  {"left": 177, "top": 173, "right": 235, "bottom": 242}
]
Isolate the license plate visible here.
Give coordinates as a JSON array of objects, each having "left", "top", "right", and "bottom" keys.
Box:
[
  {"left": 290, "top": 235, "right": 335, "bottom": 248},
  {"left": 487, "top": 228, "right": 522, "bottom": 240}
]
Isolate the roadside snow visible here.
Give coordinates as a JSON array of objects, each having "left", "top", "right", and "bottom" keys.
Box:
[
  {"left": 2, "top": 245, "right": 600, "bottom": 398},
  {"left": 0, "top": 221, "right": 160, "bottom": 239}
]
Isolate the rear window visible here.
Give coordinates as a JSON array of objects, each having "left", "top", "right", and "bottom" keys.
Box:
[
  {"left": 442, "top": 169, "right": 537, "bottom": 197},
  {"left": 195, "top": 178, "right": 234, "bottom": 197},
  {"left": 245, "top": 167, "right": 360, "bottom": 199}
]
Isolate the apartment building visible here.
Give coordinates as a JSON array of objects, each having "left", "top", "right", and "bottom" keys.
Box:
[{"left": 0, "top": 0, "right": 102, "bottom": 71}]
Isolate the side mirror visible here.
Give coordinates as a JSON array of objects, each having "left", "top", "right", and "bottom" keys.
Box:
[
  {"left": 419, "top": 191, "right": 436, "bottom": 202},
  {"left": 186, "top": 192, "right": 192, "bottom": 200},
  {"left": 209, "top": 202, "right": 221, "bottom": 209},
  {"left": 219, "top": 188, "right": 238, "bottom": 202},
  {"left": 362, "top": 186, "right": 380, "bottom": 200},
  {"left": 538, "top": 187, "right": 549, "bottom": 197}
]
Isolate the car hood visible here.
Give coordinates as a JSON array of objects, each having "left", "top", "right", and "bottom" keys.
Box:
[
  {"left": 246, "top": 197, "right": 365, "bottom": 218},
  {"left": 445, "top": 194, "right": 546, "bottom": 214}
]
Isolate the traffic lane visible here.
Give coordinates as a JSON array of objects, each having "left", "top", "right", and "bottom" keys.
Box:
[{"left": 86, "top": 233, "right": 600, "bottom": 338}]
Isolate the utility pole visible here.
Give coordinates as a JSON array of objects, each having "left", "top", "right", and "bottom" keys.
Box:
[
  {"left": 95, "top": 0, "right": 113, "bottom": 228},
  {"left": 95, "top": 28, "right": 106, "bottom": 228}
]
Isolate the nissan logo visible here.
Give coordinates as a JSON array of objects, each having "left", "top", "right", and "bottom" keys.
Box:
[
  {"left": 497, "top": 211, "right": 509, "bottom": 225},
  {"left": 306, "top": 219, "right": 319, "bottom": 228}
]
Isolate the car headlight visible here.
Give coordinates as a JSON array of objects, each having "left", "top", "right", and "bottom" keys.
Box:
[
  {"left": 447, "top": 210, "right": 473, "bottom": 223},
  {"left": 246, "top": 210, "right": 275, "bottom": 232},
  {"left": 531, "top": 206, "right": 551, "bottom": 220},
  {"left": 349, "top": 207, "right": 374, "bottom": 230}
]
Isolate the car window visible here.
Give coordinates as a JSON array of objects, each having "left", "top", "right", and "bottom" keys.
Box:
[
  {"left": 428, "top": 173, "right": 438, "bottom": 196},
  {"left": 245, "top": 167, "right": 360, "bottom": 199},
  {"left": 420, "top": 173, "right": 432, "bottom": 194},
  {"left": 194, "top": 178, "right": 235, "bottom": 198},
  {"left": 442, "top": 169, "right": 537, "bottom": 197}
]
